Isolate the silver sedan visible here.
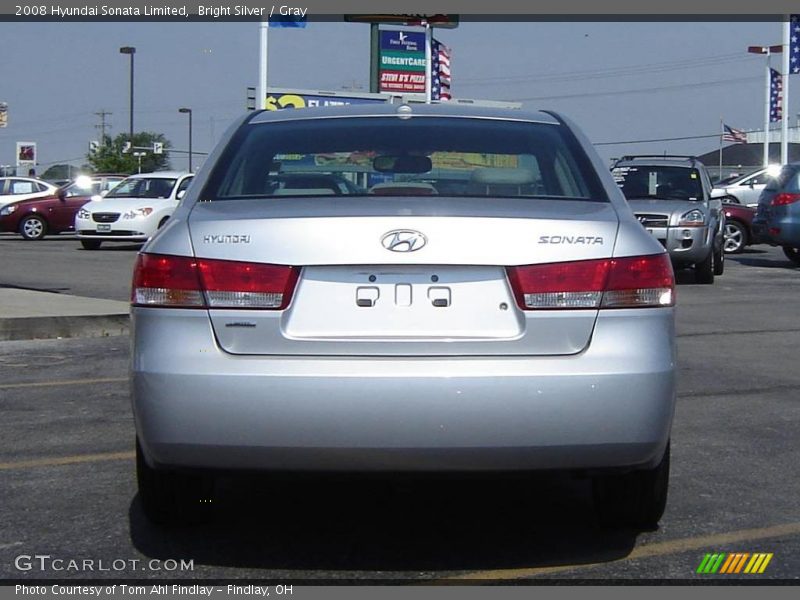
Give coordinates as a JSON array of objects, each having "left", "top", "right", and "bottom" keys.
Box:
[{"left": 130, "top": 104, "right": 676, "bottom": 528}]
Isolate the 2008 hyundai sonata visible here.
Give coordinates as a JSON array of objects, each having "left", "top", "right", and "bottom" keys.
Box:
[{"left": 131, "top": 104, "right": 676, "bottom": 527}]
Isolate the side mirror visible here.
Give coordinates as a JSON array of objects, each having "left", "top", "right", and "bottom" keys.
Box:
[
  {"left": 748, "top": 180, "right": 755, "bottom": 188},
  {"left": 57, "top": 189, "right": 67, "bottom": 201},
  {"left": 177, "top": 190, "right": 186, "bottom": 200},
  {"left": 100, "top": 190, "right": 109, "bottom": 197}
]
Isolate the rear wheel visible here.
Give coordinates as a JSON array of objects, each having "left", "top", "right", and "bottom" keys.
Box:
[
  {"left": 723, "top": 221, "right": 748, "bottom": 254},
  {"left": 713, "top": 236, "right": 725, "bottom": 276},
  {"left": 80, "top": 240, "right": 102, "bottom": 250},
  {"left": 136, "top": 438, "right": 215, "bottom": 526},
  {"left": 19, "top": 215, "right": 47, "bottom": 240},
  {"left": 783, "top": 246, "right": 800, "bottom": 265},
  {"left": 695, "top": 250, "right": 715, "bottom": 284},
  {"left": 592, "top": 441, "right": 670, "bottom": 529}
]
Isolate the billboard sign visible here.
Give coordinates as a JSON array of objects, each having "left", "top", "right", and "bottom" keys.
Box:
[
  {"left": 16, "top": 142, "right": 36, "bottom": 169},
  {"left": 345, "top": 14, "right": 459, "bottom": 28},
  {"left": 265, "top": 92, "right": 387, "bottom": 111},
  {"left": 379, "top": 29, "right": 426, "bottom": 94}
]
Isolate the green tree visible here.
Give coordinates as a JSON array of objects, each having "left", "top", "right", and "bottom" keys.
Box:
[{"left": 86, "top": 132, "right": 172, "bottom": 174}]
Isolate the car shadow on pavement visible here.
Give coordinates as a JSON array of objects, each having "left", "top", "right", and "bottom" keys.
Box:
[
  {"left": 78, "top": 244, "right": 144, "bottom": 252},
  {"left": 729, "top": 256, "right": 799, "bottom": 269},
  {"left": 129, "top": 473, "right": 640, "bottom": 576}
]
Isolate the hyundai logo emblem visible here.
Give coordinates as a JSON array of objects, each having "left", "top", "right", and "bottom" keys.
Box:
[{"left": 381, "top": 229, "right": 427, "bottom": 252}]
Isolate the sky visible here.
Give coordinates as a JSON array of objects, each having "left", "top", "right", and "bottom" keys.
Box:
[{"left": 0, "top": 19, "right": 794, "bottom": 174}]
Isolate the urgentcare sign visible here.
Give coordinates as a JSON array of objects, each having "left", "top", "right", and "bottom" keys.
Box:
[{"left": 379, "top": 29, "right": 426, "bottom": 94}]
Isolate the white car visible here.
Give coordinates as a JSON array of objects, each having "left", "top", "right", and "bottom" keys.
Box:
[
  {"left": 75, "top": 171, "right": 193, "bottom": 250},
  {"left": 0, "top": 177, "right": 58, "bottom": 210},
  {"left": 711, "top": 167, "right": 778, "bottom": 207}
]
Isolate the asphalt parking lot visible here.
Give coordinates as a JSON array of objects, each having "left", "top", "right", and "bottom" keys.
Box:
[{"left": 1, "top": 236, "right": 799, "bottom": 581}]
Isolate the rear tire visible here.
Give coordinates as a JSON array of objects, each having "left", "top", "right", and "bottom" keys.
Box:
[
  {"left": 783, "top": 246, "right": 800, "bottom": 265},
  {"left": 136, "top": 438, "right": 215, "bottom": 526},
  {"left": 19, "top": 215, "right": 47, "bottom": 240},
  {"left": 695, "top": 250, "right": 715, "bottom": 284},
  {"left": 80, "top": 240, "right": 102, "bottom": 250},
  {"left": 592, "top": 441, "right": 670, "bottom": 529},
  {"left": 713, "top": 236, "right": 725, "bottom": 276}
]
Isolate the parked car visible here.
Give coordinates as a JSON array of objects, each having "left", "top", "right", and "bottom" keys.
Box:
[
  {"left": 131, "top": 104, "right": 676, "bottom": 529},
  {"left": 0, "top": 174, "right": 125, "bottom": 240},
  {"left": 612, "top": 155, "right": 725, "bottom": 283},
  {"left": 722, "top": 201, "right": 756, "bottom": 254},
  {"left": 751, "top": 162, "right": 800, "bottom": 265},
  {"left": 711, "top": 167, "right": 775, "bottom": 207},
  {"left": 75, "top": 171, "right": 194, "bottom": 250},
  {"left": 0, "top": 177, "right": 58, "bottom": 210}
]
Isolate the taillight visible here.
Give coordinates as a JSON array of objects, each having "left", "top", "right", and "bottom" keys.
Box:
[
  {"left": 771, "top": 193, "right": 800, "bottom": 206},
  {"left": 507, "top": 254, "right": 674, "bottom": 310},
  {"left": 132, "top": 253, "right": 298, "bottom": 309}
]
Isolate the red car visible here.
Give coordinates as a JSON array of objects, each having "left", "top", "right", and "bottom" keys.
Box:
[
  {"left": 722, "top": 201, "right": 756, "bottom": 254},
  {"left": 0, "top": 174, "right": 124, "bottom": 240}
]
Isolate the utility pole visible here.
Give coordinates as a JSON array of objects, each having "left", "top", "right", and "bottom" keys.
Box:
[{"left": 94, "top": 110, "right": 112, "bottom": 146}]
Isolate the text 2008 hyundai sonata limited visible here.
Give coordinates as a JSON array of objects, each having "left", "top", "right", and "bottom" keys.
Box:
[{"left": 131, "top": 104, "right": 676, "bottom": 527}]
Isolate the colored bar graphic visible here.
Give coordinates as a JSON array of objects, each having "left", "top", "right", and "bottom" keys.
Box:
[{"left": 698, "top": 552, "right": 773, "bottom": 574}]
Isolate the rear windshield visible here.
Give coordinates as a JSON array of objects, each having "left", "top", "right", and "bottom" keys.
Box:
[
  {"left": 203, "top": 117, "right": 606, "bottom": 201},
  {"left": 612, "top": 165, "right": 704, "bottom": 201},
  {"left": 106, "top": 177, "right": 177, "bottom": 199},
  {"left": 765, "top": 166, "right": 800, "bottom": 192}
]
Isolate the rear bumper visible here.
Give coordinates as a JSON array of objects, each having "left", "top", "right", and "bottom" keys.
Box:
[
  {"left": 131, "top": 307, "right": 676, "bottom": 473},
  {"left": 752, "top": 214, "right": 800, "bottom": 246}
]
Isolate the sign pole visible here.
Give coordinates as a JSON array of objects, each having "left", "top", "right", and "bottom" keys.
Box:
[
  {"left": 782, "top": 16, "right": 791, "bottom": 164},
  {"left": 764, "top": 50, "right": 772, "bottom": 168},
  {"left": 257, "top": 20, "right": 269, "bottom": 110},
  {"left": 370, "top": 24, "right": 380, "bottom": 93},
  {"left": 424, "top": 21, "right": 432, "bottom": 103}
]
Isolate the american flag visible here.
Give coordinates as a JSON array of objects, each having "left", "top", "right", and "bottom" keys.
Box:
[
  {"left": 791, "top": 15, "right": 800, "bottom": 74},
  {"left": 431, "top": 38, "right": 451, "bottom": 101},
  {"left": 770, "top": 67, "right": 783, "bottom": 122},
  {"left": 722, "top": 124, "right": 747, "bottom": 144}
]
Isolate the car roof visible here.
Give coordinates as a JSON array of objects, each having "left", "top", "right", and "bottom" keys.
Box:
[
  {"left": 248, "top": 103, "right": 560, "bottom": 126},
  {"left": 613, "top": 157, "right": 703, "bottom": 169},
  {"left": 124, "top": 171, "right": 192, "bottom": 179}
]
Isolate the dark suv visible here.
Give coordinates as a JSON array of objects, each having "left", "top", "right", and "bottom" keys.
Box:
[
  {"left": 752, "top": 162, "right": 800, "bottom": 265},
  {"left": 612, "top": 155, "right": 725, "bottom": 284},
  {"left": 0, "top": 174, "right": 124, "bottom": 240}
]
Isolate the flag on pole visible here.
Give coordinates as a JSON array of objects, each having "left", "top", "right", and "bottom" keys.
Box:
[
  {"left": 722, "top": 124, "right": 747, "bottom": 144},
  {"left": 269, "top": 15, "right": 307, "bottom": 27},
  {"left": 770, "top": 67, "right": 783, "bottom": 122},
  {"left": 791, "top": 14, "right": 799, "bottom": 74},
  {"left": 431, "top": 38, "right": 451, "bottom": 101}
]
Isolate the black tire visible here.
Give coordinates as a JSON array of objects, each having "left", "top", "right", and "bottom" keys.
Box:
[
  {"left": 136, "top": 438, "right": 215, "bottom": 526},
  {"left": 80, "top": 240, "right": 102, "bottom": 250},
  {"left": 722, "top": 195, "right": 740, "bottom": 205},
  {"left": 783, "top": 246, "right": 800, "bottom": 265},
  {"left": 713, "top": 236, "right": 725, "bottom": 276},
  {"left": 695, "top": 249, "right": 715, "bottom": 284},
  {"left": 592, "top": 441, "right": 670, "bottom": 529},
  {"left": 723, "top": 221, "right": 748, "bottom": 254},
  {"left": 19, "top": 215, "right": 47, "bottom": 240}
]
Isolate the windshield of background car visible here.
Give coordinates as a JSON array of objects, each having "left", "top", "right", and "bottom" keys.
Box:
[
  {"left": 203, "top": 117, "right": 606, "bottom": 201},
  {"left": 105, "top": 177, "right": 177, "bottom": 199},
  {"left": 612, "top": 165, "right": 705, "bottom": 201}
]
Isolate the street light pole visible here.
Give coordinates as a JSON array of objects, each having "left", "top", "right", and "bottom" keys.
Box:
[
  {"left": 133, "top": 151, "right": 145, "bottom": 174},
  {"left": 119, "top": 46, "right": 136, "bottom": 147},
  {"left": 178, "top": 108, "right": 193, "bottom": 172},
  {"left": 748, "top": 44, "right": 782, "bottom": 168}
]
